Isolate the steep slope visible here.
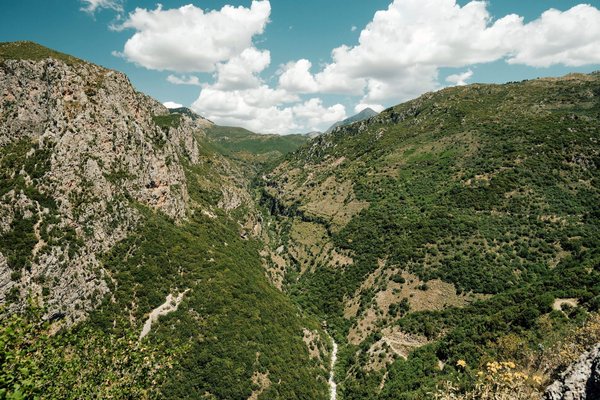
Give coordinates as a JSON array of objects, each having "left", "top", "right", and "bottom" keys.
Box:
[
  {"left": 0, "top": 41, "right": 331, "bottom": 399},
  {"left": 325, "top": 107, "right": 379, "bottom": 134},
  {"left": 0, "top": 41, "right": 196, "bottom": 322},
  {"left": 261, "top": 73, "right": 600, "bottom": 398}
]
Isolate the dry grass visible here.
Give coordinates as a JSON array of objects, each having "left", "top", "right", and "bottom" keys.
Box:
[{"left": 346, "top": 268, "right": 475, "bottom": 344}]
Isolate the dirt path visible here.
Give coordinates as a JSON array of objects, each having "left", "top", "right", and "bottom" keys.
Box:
[
  {"left": 139, "top": 290, "right": 189, "bottom": 340},
  {"left": 553, "top": 298, "right": 578, "bottom": 311}
]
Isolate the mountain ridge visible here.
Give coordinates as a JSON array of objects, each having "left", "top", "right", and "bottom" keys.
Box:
[
  {"left": 1, "top": 41, "right": 599, "bottom": 400},
  {"left": 261, "top": 71, "right": 600, "bottom": 398},
  {"left": 325, "top": 107, "right": 379, "bottom": 134}
]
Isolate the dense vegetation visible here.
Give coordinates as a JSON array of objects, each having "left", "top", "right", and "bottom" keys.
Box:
[
  {"left": 263, "top": 73, "right": 600, "bottom": 398},
  {"left": 0, "top": 308, "right": 169, "bottom": 399},
  {"left": 204, "top": 125, "right": 308, "bottom": 169},
  {"left": 92, "top": 204, "right": 328, "bottom": 399}
]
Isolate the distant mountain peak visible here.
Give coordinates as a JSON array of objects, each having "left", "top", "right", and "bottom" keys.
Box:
[
  {"left": 168, "top": 106, "right": 213, "bottom": 123},
  {"left": 325, "top": 107, "right": 379, "bottom": 133},
  {"left": 357, "top": 107, "right": 377, "bottom": 114}
]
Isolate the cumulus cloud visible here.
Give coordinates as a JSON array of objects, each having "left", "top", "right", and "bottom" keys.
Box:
[
  {"left": 292, "top": 98, "right": 347, "bottom": 131},
  {"left": 354, "top": 103, "right": 385, "bottom": 114},
  {"left": 505, "top": 5, "right": 600, "bottom": 67},
  {"left": 214, "top": 48, "right": 271, "bottom": 90},
  {"left": 278, "top": 59, "right": 319, "bottom": 93},
  {"left": 446, "top": 69, "right": 473, "bottom": 86},
  {"left": 163, "top": 101, "right": 183, "bottom": 109},
  {"left": 192, "top": 87, "right": 346, "bottom": 134},
  {"left": 191, "top": 85, "right": 298, "bottom": 133},
  {"left": 166, "top": 75, "right": 202, "bottom": 86},
  {"left": 289, "top": 0, "right": 600, "bottom": 105},
  {"left": 80, "top": 0, "right": 122, "bottom": 14},
  {"left": 114, "top": 1, "right": 271, "bottom": 72}
]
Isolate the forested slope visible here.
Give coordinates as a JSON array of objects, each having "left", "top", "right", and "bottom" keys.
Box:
[
  {"left": 261, "top": 72, "right": 600, "bottom": 399},
  {"left": 0, "top": 41, "right": 330, "bottom": 399}
]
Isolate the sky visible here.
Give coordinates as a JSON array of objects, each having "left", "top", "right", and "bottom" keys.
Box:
[{"left": 2, "top": 0, "right": 600, "bottom": 134}]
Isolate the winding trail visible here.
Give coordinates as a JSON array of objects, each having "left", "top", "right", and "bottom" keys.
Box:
[{"left": 329, "top": 337, "right": 338, "bottom": 400}]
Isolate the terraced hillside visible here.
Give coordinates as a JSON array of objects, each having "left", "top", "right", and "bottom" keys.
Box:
[{"left": 260, "top": 73, "right": 600, "bottom": 399}]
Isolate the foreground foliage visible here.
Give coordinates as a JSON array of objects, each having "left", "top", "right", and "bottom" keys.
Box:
[{"left": 0, "top": 308, "right": 168, "bottom": 399}]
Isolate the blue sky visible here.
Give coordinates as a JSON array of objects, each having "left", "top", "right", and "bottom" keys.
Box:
[{"left": 2, "top": 0, "right": 600, "bottom": 133}]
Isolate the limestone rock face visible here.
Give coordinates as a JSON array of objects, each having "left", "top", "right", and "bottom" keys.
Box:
[
  {"left": 0, "top": 56, "right": 210, "bottom": 323},
  {"left": 544, "top": 344, "right": 600, "bottom": 400}
]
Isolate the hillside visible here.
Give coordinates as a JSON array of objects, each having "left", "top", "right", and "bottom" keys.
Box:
[
  {"left": 0, "top": 41, "right": 84, "bottom": 65},
  {"left": 261, "top": 73, "right": 600, "bottom": 398},
  {"left": 0, "top": 42, "right": 330, "bottom": 399},
  {"left": 325, "top": 107, "right": 379, "bottom": 133},
  {"left": 204, "top": 124, "right": 309, "bottom": 169}
]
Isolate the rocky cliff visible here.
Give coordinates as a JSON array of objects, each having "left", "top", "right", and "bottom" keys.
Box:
[{"left": 0, "top": 41, "right": 210, "bottom": 323}]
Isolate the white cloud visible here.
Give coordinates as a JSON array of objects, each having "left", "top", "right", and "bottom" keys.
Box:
[
  {"left": 191, "top": 85, "right": 298, "bottom": 133},
  {"left": 446, "top": 69, "right": 473, "bottom": 86},
  {"left": 354, "top": 103, "right": 385, "bottom": 114},
  {"left": 163, "top": 101, "right": 183, "bottom": 109},
  {"left": 292, "top": 98, "right": 347, "bottom": 131},
  {"left": 192, "top": 87, "right": 346, "bottom": 134},
  {"left": 505, "top": 5, "right": 600, "bottom": 67},
  {"left": 314, "top": 62, "right": 366, "bottom": 95},
  {"left": 290, "top": 0, "right": 600, "bottom": 105},
  {"left": 80, "top": 0, "right": 122, "bottom": 14},
  {"left": 351, "top": 26, "right": 358, "bottom": 32},
  {"left": 278, "top": 59, "right": 319, "bottom": 93},
  {"left": 214, "top": 48, "right": 271, "bottom": 90},
  {"left": 114, "top": 1, "right": 271, "bottom": 72},
  {"left": 166, "top": 75, "right": 202, "bottom": 86}
]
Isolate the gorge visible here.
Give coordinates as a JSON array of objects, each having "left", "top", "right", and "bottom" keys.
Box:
[{"left": 1, "top": 40, "right": 599, "bottom": 400}]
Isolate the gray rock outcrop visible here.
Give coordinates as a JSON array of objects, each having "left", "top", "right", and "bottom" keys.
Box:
[{"left": 544, "top": 344, "right": 600, "bottom": 400}]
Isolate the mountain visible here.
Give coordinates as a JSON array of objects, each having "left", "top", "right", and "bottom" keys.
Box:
[
  {"left": 325, "top": 107, "right": 379, "bottom": 133},
  {"left": 2, "top": 40, "right": 599, "bottom": 400},
  {"left": 260, "top": 73, "right": 600, "bottom": 398},
  {"left": 202, "top": 124, "right": 309, "bottom": 169},
  {"left": 164, "top": 107, "right": 309, "bottom": 170},
  {"left": 304, "top": 131, "right": 322, "bottom": 139},
  {"left": 168, "top": 106, "right": 213, "bottom": 123},
  {"left": 0, "top": 41, "right": 330, "bottom": 399}
]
